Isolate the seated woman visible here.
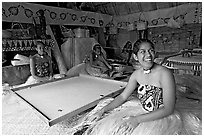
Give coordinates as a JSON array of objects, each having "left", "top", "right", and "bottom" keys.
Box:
[
  {"left": 12, "top": 42, "right": 65, "bottom": 89},
  {"left": 121, "top": 41, "right": 133, "bottom": 65},
  {"left": 25, "top": 41, "right": 53, "bottom": 85},
  {"left": 86, "top": 44, "right": 113, "bottom": 77},
  {"left": 66, "top": 43, "right": 116, "bottom": 78},
  {"left": 16, "top": 41, "right": 65, "bottom": 87},
  {"left": 72, "top": 39, "right": 201, "bottom": 135}
]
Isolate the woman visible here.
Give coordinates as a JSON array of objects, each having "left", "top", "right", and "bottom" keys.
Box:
[
  {"left": 87, "top": 44, "right": 112, "bottom": 77},
  {"left": 66, "top": 43, "right": 119, "bottom": 78},
  {"left": 12, "top": 41, "right": 65, "bottom": 88},
  {"left": 73, "top": 39, "right": 201, "bottom": 135},
  {"left": 66, "top": 43, "right": 112, "bottom": 78},
  {"left": 22, "top": 41, "right": 53, "bottom": 86},
  {"left": 121, "top": 41, "right": 133, "bottom": 65},
  {"left": 30, "top": 41, "right": 53, "bottom": 82}
]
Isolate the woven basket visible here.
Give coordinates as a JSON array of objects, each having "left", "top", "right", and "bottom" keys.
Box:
[
  {"left": 73, "top": 28, "right": 86, "bottom": 38},
  {"left": 7, "top": 23, "right": 31, "bottom": 39},
  {"left": 127, "top": 23, "right": 136, "bottom": 31},
  {"left": 137, "top": 12, "right": 148, "bottom": 30},
  {"left": 109, "top": 26, "right": 118, "bottom": 34},
  {"left": 137, "top": 21, "right": 147, "bottom": 30}
]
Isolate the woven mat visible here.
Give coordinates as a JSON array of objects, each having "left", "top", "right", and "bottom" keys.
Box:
[
  {"left": 2, "top": 91, "right": 90, "bottom": 135},
  {"left": 2, "top": 74, "right": 202, "bottom": 135},
  {"left": 167, "top": 54, "right": 202, "bottom": 64}
]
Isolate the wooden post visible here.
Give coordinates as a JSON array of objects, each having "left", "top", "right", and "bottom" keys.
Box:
[{"left": 47, "top": 25, "right": 67, "bottom": 75}]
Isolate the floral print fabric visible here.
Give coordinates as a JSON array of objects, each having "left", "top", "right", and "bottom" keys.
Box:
[
  {"left": 35, "top": 62, "right": 50, "bottom": 77},
  {"left": 137, "top": 84, "right": 163, "bottom": 112}
]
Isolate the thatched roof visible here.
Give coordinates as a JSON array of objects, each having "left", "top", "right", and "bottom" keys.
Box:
[{"left": 32, "top": 2, "right": 195, "bottom": 16}]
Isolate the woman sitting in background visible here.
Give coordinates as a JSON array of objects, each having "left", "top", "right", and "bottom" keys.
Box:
[
  {"left": 121, "top": 41, "right": 133, "bottom": 65},
  {"left": 18, "top": 41, "right": 56, "bottom": 87},
  {"left": 86, "top": 43, "right": 114, "bottom": 77},
  {"left": 73, "top": 39, "right": 201, "bottom": 135},
  {"left": 20, "top": 41, "right": 53, "bottom": 86},
  {"left": 29, "top": 41, "right": 53, "bottom": 83},
  {"left": 65, "top": 43, "right": 112, "bottom": 78},
  {"left": 12, "top": 41, "right": 65, "bottom": 88},
  {"left": 66, "top": 43, "right": 123, "bottom": 78}
]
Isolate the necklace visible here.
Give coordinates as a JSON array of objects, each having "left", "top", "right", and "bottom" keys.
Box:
[
  {"left": 143, "top": 63, "right": 154, "bottom": 74},
  {"left": 38, "top": 54, "right": 44, "bottom": 58},
  {"left": 143, "top": 69, "right": 151, "bottom": 74}
]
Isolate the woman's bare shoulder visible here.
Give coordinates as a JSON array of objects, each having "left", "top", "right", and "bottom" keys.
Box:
[
  {"left": 30, "top": 54, "right": 38, "bottom": 60},
  {"left": 155, "top": 64, "right": 172, "bottom": 74},
  {"left": 130, "top": 69, "right": 141, "bottom": 79},
  {"left": 155, "top": 64, "right": 174, "bottom": 81},
  {"left": 132, "top": 68, "right": 141, "bottom": 75}
]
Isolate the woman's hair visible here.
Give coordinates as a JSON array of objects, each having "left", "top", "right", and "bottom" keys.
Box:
[
  {"left": 122, "top": 41, "right": 132, "bottom": 53},
  {"left": 125, "top": 41, "right": 132, "bottom": 45},
  {"left": 133, "top": 39, "right": 154, "bottom": 54},
  {"left": 36, "top": 41, "right": 45, "bottom": 48},
  {"left": 93, "top": 44, "right": 101, "bottom": 51}
]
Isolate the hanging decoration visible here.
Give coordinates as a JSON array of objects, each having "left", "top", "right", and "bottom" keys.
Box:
[
  {"left": 127, "top": 16, "right": 136, "bottom": 31},
  {"left": 2, "top": 39, "right": 52, "bottom": 51},
  {"left": 7, "top": 22, "right": 31, "bottom": 39},
  {"left": 2, "top": 2, "right": 201, "bottom": 31},
  {"left": 148, "top": 22, "right": 201, "bottom": 53},
  {"left": 137, "top": 12, "right": 148, "bottom": 30},
  {"left": 2, "top": 2, "right": 112, "bottom": 28},
  {"left": 106, "top": 17, "right": 118, "bottom": 34},
  {"left": 167, "top": 17, "right": 181, "bottom": 28},
  {"left": 114, "top": 3, "right": 201, "bottom": 29},
  {"left": 127, "top": 22, "right": 136, "bottom": 31},
  {"left": 167, "top": 5, "right": 186, "bottom": 29}
]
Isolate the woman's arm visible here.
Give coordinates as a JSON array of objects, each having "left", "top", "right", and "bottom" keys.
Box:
[
  {"left": 89, "top": 52, "right": 109, "bottom": 70},
  {"left": 100, "top": 55, "right": 112, "bottom": 70},
  {"left": 89, "top": 53, "right": 102, "bottom": 69},
  {"left": 89, "top": 52, "right": 94, "bottom": 65},
  {"left": 85, "top": 71, "right": 138, "bottom": 122},
  {"left": 131, "top": 68, "right": 176, "bottom": 124},
  {"left": 46, "top": 55, "right": 53, "bottom": 77},
  {"left": 30, "top": 57, "right": 37, "bottom": 79}
]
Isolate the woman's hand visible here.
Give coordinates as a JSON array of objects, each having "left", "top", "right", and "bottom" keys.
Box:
[
  {"left": 84, "top": 108, "right": 105, "bottom": 123},
  {"left": 121, "top": 116, "right": 139, "bottom": 131},
  {"left": 108, "top": 65, "right": 113, "bottom": 70},
  {"left": 49, "top": 76, "right": 54, "bottom": 80},
  {"left": 60, "top": 74, "right": 66, "bottom": 78},
  {"left": 40, "top": 76, "right": 52, "bottom": 81}
]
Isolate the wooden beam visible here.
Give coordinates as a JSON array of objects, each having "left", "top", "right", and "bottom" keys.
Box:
[
  {"left": 47, "top": 25, "right": 67, "bottom": 74},
  {"left": 94, "top": 2, "right": 111, "bottom": 7}
]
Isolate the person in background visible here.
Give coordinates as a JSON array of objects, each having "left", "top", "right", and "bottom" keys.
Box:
[
  {"left": 121, "top": 41, "right": 133, "bottom": 65},
  {"left": 66, "top": 43, "right": 125, "bottom": 79},
  {"left": 66, "top": 43, "right": 116, "bottom": 78},
  {"left": 12, "top": 41, "right": 65, "bottom": 88},
  {"left": 88, "top": 44, "right": 113, "bottom": 76},
  {"left": 19, "top": 41, "right": 53, "bottom": 86},
  {"left": 30, "top": 41, "right": 53, "bottom": 82},
  {"left": 85, "top": 43, "right": 123, "bottom": 78},
  {"left": 73, "top": 39, "right": 201, "bottom": 135},
  {"left": 2, "top": 52, "right": 11, "bottom": 67}
]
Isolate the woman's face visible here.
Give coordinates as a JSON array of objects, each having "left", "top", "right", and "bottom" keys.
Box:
[
  {"left": 36, "top": 44, "right": 45, "bottom": 55},
  {"left": 136, "top": 42, "right": 155, "bottom": 69},
  {"left": 94, "top": 47, "right": 101, "bottom": 55}
]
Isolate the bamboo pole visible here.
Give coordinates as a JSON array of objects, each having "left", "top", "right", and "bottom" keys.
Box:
[{"left": 47, "top": 25, "right": 67, "bottom": 75}]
